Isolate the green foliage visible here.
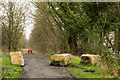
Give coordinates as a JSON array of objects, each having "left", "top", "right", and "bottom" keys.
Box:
[
  {"left": 49, "top": 2, "right": 118, "bottom": 55},
  {"left": 102, "top": 51, "right": 118, "bottom": 73},
  {"left": 49, "top": 2, "right": 119, "bottom": 74},
  {"left": 2, "top": 56, "right": 23, "bottom": 78}
]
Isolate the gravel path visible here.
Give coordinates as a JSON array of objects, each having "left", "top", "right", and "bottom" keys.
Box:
[{"left": 22, "top": 53, "right": 73, "bottom": 78}]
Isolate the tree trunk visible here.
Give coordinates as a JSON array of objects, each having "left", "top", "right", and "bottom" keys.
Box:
[
  {"left": 68, "top": 34, "right": 78, "bottom": 55},
  {"left": 118, "top": 22, "right": 120, "bottom": 60}
]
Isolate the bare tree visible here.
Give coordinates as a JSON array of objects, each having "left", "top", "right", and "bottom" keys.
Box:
[
  {"left": 29, "top": 2, "right": 61, "bottom": 53},
  {"left": 1, "top": 1, "right": 27, "bottom": 52}
]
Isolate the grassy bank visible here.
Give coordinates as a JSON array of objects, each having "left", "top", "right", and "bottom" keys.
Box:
[
  {"left": 2, "top": 55, "right": 23, "bottom": 78},
  {"left": 67, "top": 68, "right": 110, "bottom": 78},
  {"left": 67, "top": 57, "right": 111, "bottom": 78},
  {"left": 45, "top": 53, "right": 54, "bottom": 56},
  {"left": 22, "top": 52, "right": 28, "bottom": 55}
]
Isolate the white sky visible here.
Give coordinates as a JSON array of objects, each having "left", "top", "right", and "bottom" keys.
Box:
[
  {"left": 23, "top": 2, "right": 36, "bottom": 40},
  {"left": 24, "top": 21, "right": 34, "bottom": 40}
]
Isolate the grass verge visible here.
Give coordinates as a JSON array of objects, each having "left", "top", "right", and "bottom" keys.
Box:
[
  {"left": 67, "top": 57, "right": 111, "bottom": 78},
  {"left": 2, "top": 55, "right": 23, "bottom": 78},
  {"left": 32, "top": 51, "right": 38, "bottom": 53},
  {"left": 67, "top": 67, "right": 110, "bottom": 78},
  {"left": 22, "top": 52, "right": 28, "bottom": 55},
  {"left": 45, "top": 53, "right": 54, "bottom": 56}
]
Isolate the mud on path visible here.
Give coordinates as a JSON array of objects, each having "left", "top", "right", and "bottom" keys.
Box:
[{"left": 22, "top": 53, "right": 73, "bottom": 78}]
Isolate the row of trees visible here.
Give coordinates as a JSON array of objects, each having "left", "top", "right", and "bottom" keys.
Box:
[
  {"left": 29, "top": 3, "right": 61, "bottom": 53},
  {"left": 30, "top": 2, "right": 119, "bottom": 55},
  {"left": 49, "top": 2, "right": 119, "bottom": 55},
  {"left": 29, "top": 2, "right": 119, "bottom": 73}
]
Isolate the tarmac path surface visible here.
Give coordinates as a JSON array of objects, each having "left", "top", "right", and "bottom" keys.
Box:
[{"left": 22, "top": 53, "right": 73, "bottom": 78}]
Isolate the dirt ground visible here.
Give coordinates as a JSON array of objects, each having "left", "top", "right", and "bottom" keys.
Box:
[{"left": 22, "top": 53, "right": 73, "bottom": 78}]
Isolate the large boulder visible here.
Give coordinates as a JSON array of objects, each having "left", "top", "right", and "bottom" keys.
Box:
[
  {"left": 80, "top": 54, "right": 100, "bottom": 65},
  {"left": 49, "top": 54, "right": 72, "bottom": 66},
  {"left": 10, "top": 51, "right": 24, "bottom": 66}
]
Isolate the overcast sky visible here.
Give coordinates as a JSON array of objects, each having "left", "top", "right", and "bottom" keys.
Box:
[
  {"left": 23, "top": 2, "right": 36, "bottom": 40},
  {"left": 24, "top": 21, "right": 34, "bottom": 40}
]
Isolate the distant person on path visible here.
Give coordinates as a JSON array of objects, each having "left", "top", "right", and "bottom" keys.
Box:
[
  {"left": 28, "top": 49, "right": 30, "bottom": 54},
  {"left": 31, "top": 50, "right": 32, "bottom": 54}
]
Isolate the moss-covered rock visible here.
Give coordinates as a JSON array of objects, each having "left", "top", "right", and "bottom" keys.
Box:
[
  {"left": 80, "top": 54, "right": 100, "bottom": 65},
  {"left": 49, "top": 54, "right": 72, "bottom": 66},
  {"left": 10, "top": 51, "right": 24, "bottom": 66}
]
